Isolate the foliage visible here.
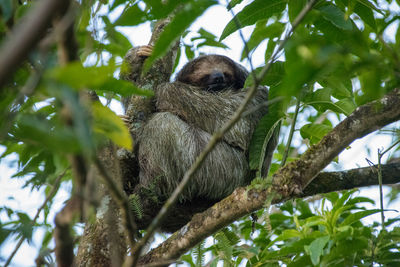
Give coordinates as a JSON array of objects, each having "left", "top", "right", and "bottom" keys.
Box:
[
  {"left": 183, "top": 191, "right": 400, "bottom": 266},
  {"left": 0, "top": 0, "right": 399, "bottom": 266}
]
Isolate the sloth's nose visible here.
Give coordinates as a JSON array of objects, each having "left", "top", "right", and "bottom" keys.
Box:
[{"left": 210, "top": 71, "right": 224, "bottom": 83}]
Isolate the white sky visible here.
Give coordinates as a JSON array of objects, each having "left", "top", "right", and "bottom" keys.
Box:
[{"left": 1, "top": 1, "right": 400, "bottom": 266}]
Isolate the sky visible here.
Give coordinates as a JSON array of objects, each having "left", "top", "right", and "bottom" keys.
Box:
[{"left": 1, "top": 1, "right": 400, "bottom": 266}]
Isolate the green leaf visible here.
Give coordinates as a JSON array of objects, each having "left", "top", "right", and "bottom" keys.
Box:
[
  {"left": 318, "top": 5, "right": 353, "bottom": 31},
  {"left": 102, "top": 16, "right": 132, "bottom": 56},
  {"left": 193, "top": 28, "right": 229, "bottom": 49},
  {"left": 92, "top": 102, "right": 132, "bottom": 150},
  {"left": 0, "top": 0, "right": 13, "bottom": 21},
  {"left": 245, "top": 61, "right": 286, "bottom": 88},
  {"left": 300, "top": 123, "right": 332, "bottom": 144},
  {"left": 241, "top": 21, "right": 284, "bottom": 61},
  {"left": 249, "top": 86, "right": 284, "bottom": 171},
  {"left": 275, "top": 229, "right": 301, "bottom": 241},
  {"left": 15, "top": 3, "right": 32, "bottom": 20},
  {"left": 14, "top": 114, "right": 82, "bottom": 153},
  {"left": 99, "top": 79, "right": 154, "bottom": 97},
  {"left": 333, "top": 97, "right": 356, "bottom": 116},
  {"left": 305, "top": 235, "right": 330, "bottom": 265},
  {"left": 114, "top": 4, "right": 147, "bottom": 26},
  {"left": 220, "top": 0, "right": 287, "bottom": 41},
  {"left": 184, "top": 45, "right": 195, "bottom": 60},
  {"left": 144, "top": 0, "right": 217, "bottom": 71},
  {"left": 110, "top": 0, "right": 126, "bottom": 11},
  {"left": 142, "top": 0, "right": 182, "bottom": 19},
  {"left": 304, "top": 89, "right": 356, "bottom": 116},
  {"left": 354, "top": 2, "right": 376, "bottom": 30},
  {"left": 49, "top": 62, "right": 152, "bottom": 97},
  {"left": 340, "top": 209, "right": 382, "bottom": 226},
  {"left": 48, "top": 62, "right": 113, "bottom": 89},
  {"left": 355, "top": 0, "right": 382, "bottom": 14},
  {"left": 228, "top": 0, "right": 244, "bottom": 10}
]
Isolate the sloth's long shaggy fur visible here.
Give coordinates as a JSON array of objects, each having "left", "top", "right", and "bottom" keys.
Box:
[{"left": 132, "top": 55, "right": 273, "bottom": 232}]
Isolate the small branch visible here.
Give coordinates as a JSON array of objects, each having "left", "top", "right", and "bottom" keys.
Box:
[
  {"left": 4, "top": 170, "right": 66, "bottom": 267},
  {"left": 0, "top": 0, "right": 71, "bottom": 89},
  {"left": 54, "top": 197, "right": 80, "bottom": 267},
  {"left": 226, "top": 0, "right": 256, "bottom": 77},
  {"left": 377, "top": 139, "right": 400, "bottom": 229},
  {"left": 281, "top": 98, "right": 300, "bottom": 167},
  {"left": 94, "top": 157, "right": 137, "bottom": 249}
]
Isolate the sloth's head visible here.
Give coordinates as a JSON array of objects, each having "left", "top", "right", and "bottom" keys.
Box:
[{"left": 175, "top": 55, "right": 248, "bottom": 92}]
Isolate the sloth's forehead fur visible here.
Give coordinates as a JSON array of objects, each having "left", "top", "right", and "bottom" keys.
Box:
[{"left": 176, "top": 54, "right": 237, "bottom": 83}]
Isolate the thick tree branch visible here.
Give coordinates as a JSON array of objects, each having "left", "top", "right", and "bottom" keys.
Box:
[
  {"left": 302, "top": 162, "right": 400, "bottom": 196},
  {"left": 138, "top": 90, "right": 400, "bottom": 264},
  {"left": 273, "top": 89, "right": 400, "bottom": 197},
  {"left": 0, "top": 0, "right": 71, "bottom": 89}
]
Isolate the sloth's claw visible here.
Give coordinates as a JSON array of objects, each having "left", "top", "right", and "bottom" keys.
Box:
[
  {"left": 119, "top": 114, "right": 131, "bottom": 126},
  {"left": 137, "top": 45, "right": 153, "bottom": 57}
]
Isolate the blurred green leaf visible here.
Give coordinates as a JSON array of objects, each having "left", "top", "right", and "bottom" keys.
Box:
[
  {"left": 0, "top": 0, "right": 13, "bottom": 21},
  {"left": 354, "top": 2, "right": 376, "bottom": 30},
  {"left": 355, "top": 0, "right": 382, "bottom": 14},
  {"left": 14, "top": 114, "right": 82, "bottom": 153},
  {"left": 15, "top": 2, "right": 32, "bottom": 20},
  {"left": 300, "top": 123, "right": 332, "bottom": 144},
  {"left": 341, "top": 209, "right": 382, "bottom": 226},
  {"left": 91, "top": 102, "right": 132, "bottom": 150},
  {"left": 220, "top": 0, "right": 287, "bottom": 41},
  {"left": 48, "top": 62, "right": 113, "bottom": 89},
  {"left": 318, "top": 5, "right": 353, "bottom": 31},
  {"left": 114, "top": 4, "right": 147, "bottom": 26},
  {"left": 305, "top": 235, "right": 329, "bottom": 266},
  {"left": 241, "top": 21, "right": 284, "bottom": 61}
]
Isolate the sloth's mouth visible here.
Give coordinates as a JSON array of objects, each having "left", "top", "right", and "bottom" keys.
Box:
[{"left": 206, "top": 83, "right": 227, "bottom": 92}]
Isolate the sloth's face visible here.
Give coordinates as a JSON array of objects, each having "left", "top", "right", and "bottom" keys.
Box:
[
  {"left": 187, "top": 60, "right": 236, "bottom": 92},
  {"left": 200, "top": 68, "right": 235, "bottom": 92},
  {"left": 176, "top": 55, "right": 247, "bottom": 92}
]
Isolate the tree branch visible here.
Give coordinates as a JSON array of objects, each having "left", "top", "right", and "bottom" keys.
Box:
[
  {"left": 273, "top": 89, "right": 400, "bottom": 197},
  {"left": 302, "top": 162, "right": 400, "bottom": 197},
  {"left": 0, "top": 0, "right": 71, "bottom": 89}
]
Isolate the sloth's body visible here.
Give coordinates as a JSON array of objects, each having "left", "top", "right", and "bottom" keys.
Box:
[{"left": 126, "top": 51, "right": 274, "bottom": 232}]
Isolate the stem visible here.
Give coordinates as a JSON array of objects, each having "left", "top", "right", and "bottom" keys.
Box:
[
  {"left": 377, "top": 139, "right": 400, "bottom": 230},
  {"left": 281, "top": 98, "right": 301, "bottom": 167}
]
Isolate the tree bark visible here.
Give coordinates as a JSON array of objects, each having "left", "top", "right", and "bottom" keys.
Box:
[{"left": 75, "top": 18, "right": 179, "bottom": 266}]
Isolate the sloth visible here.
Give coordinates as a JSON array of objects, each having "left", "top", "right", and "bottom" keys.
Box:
[{"left": 124, "top": 46, "right": 276, "bottom": 232}]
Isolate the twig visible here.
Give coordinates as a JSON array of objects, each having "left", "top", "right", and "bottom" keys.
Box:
[
  {"left": 132, "top": 0, "right": 318, "bottom": 265},
  {"left": 4, "top": 170, "right": 67, "bottom": 267},
  {"left": 377, "top": 139, "right": 400, "bottom": 230},
  {"left": 226, "top": 0, "right": 256, "bottom": 79},
  {"left": 281, "top": 98, "right": 301, "bottom": 167}
]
